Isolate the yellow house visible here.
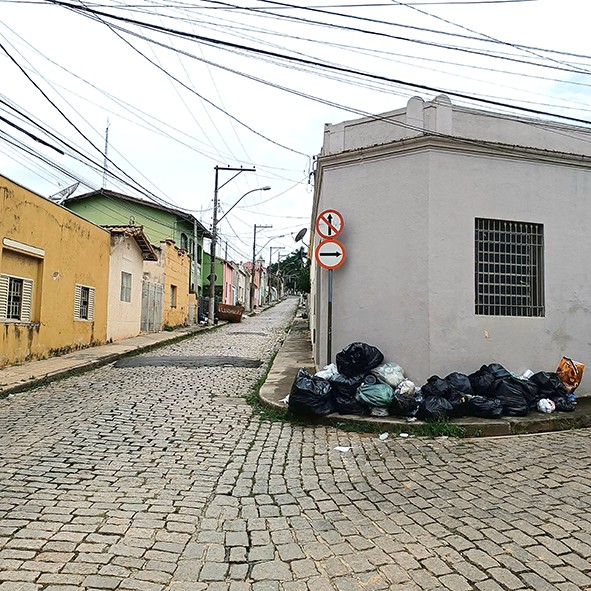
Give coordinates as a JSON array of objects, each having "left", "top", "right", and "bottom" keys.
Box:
[
  {"left": 0, "top": 175, "right": 110, "bottom": 367},
  {"left": 144, "top": 240, "right": 192, "bottom": 328}
]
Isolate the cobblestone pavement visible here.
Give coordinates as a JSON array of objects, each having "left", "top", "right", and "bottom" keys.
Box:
[{"left": 1, "top": 298, "right": 591, "bottom": 591}]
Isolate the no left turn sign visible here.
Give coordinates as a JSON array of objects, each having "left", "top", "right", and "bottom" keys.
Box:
[
  {"left": 315, "top": 238, "right": 346, "bottom": 270},
  {"left": 316, "top": 209, "right": 344, "bottom": 240}
]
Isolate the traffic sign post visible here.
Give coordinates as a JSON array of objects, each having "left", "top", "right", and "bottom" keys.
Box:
[
  {"left": 316, "top": 209, "right": 344, "bottom": 240},
  {"left": 315, "top": 237, "right": 346, "bottom": 363}
]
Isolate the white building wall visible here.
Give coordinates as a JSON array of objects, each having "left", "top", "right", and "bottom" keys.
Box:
[
  {"left": 313, "top": 96, "right": 591, "bottom": 390},
  {"left": 107, "top": 235, "right": 144, "bottom": 341}
]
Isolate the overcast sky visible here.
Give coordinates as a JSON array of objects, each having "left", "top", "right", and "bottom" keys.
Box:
[{"left": 1, "top": 0, "right": 590, "bottom": 263}]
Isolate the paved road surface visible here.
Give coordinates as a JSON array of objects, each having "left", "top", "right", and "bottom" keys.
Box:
[{"left": 1, "top": 298, "right": 590, "bottom": 590}]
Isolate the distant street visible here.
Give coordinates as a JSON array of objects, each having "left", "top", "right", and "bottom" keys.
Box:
[{"left": 1, "top": 297, "right": 590, "bottom": 591}]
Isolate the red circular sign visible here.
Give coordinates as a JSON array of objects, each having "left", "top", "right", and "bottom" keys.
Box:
[
  {"left": 315, "top": 239, "right": 346, "bottom": 270},
  {"left": 316, "top": 209, "right": 344, "bottom": 240}
]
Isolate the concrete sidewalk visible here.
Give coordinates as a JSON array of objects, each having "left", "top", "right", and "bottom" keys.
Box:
[{"left": 259, "top": 316, "right": 591, "bottom": 437}]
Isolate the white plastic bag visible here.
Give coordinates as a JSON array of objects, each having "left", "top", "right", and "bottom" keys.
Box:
[
  {"left": 315, "top": 363, "right": 338, "bottom": 379},
  {"left": 537, "top": 398, "right": 556, "bottom": 414},
  {"left": 372, "top": 363, "right": 406, "bottom": 388},
  {"left": 395, "top": 379, "right": 416, "bottom": 397}
]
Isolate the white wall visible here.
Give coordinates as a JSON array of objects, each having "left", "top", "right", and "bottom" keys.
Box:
[
  {"left": 313, "top": 96, "right": 591, "bottom": 390},
  {"left": 107, "top": 235, "right": 144, "bottom": 341}
]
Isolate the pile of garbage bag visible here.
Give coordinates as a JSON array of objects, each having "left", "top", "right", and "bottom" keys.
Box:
[{"left": 288, "top": 344, "right": 582, "bottom": 421}]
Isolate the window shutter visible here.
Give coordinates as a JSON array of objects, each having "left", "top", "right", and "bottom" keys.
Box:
[
  {"left": 74, "top": 284, "right": 81, "bottom": 320},
  {"left": 0, "top": 275, "right": 8, "bottom": 320},
  {"left": 88, "top": 287, "right": 95, "bottom": 321},
  {"left": 21, "top": 279, "right": 33, "bottom": 323}
]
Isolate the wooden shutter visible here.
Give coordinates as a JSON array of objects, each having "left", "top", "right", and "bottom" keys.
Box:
[
  {"left": 74, "top": 284, "right": 82, "bottom": 319},
  {"left": 0, "top": 275, "right": 8, "bottom": 320},
  {"left": 21, "top": 279, "right": 33, "bottom": 322},
  {"left": 88, "top": 287, "right": 95, "bottom": 321}
]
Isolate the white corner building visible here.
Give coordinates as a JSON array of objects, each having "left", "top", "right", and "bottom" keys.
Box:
[{"left": 311, "top": 95, "right": 591, "bottom": 389}]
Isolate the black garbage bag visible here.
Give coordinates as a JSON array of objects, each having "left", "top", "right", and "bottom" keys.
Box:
[
  {"left": 421, "top": 376, "right": 452, "bottom": 399},
  {"left": 529, "top": 372, "right": 568, "bottom": 399},
  {"left": 447, "top": 390, "right": 470, "bottom": 418},
  {"left": 417, "top": 395, "right": 453, "bottom": 421},
  {"left": 553, "top": 396, "right": 576, "bottom": 412},
  {"left": 329, "top": 373, "right": 369, "bottom": 415},
  {"left": 469, "top": 366, "right": 497, "bottom": 398},
  {"left": 288, "top": 368, "right": 335, "bottom": 416},
  {"left": 389, "top": 390, "right": 420, "bottom": 417},
  {"left": 494, "top": 377, "right": 529, "bottom": 416},
  {"left": 519, "top": 379, "right": 542, "bottom": 410},
  {"left": 486, "top": 363, "right": 512, "bottom": 380},
  {"left": 336, "top": 342, "right": 384, "bottom": 377},
  {"left": 467, "top": 396, "right": 503, "bottom": 418},
  {"left": 445, "top": 372, "right": 473, "bottom": 396}
]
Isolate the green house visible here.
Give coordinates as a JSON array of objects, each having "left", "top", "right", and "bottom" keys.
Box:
[{"left": 63, "top": 189, "right": 211, "bottom": 294}]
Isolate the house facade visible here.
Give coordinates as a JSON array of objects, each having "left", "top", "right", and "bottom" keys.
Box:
[
  {"left": 144, "top": 240, "right": 193, "bottom": 328},
  {"left": 106, "top": 226, "right": 158, "bottom": 341},
  {"left": 63, "top": 189, "right": 211, "bottom": 296},
  {"left": 312, "top": 95, "right": 591, "bottom": 388},
  {"left": 0, "top": 175, "right": 110, "bottom": 367}
]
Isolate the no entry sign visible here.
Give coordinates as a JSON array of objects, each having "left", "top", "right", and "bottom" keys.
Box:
[{"left": 316, "top": 209, "right": 344, "bottom": 240}]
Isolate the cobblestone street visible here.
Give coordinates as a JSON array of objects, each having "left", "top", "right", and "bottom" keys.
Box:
[{"left": 1, "top": 297, "right": 591, "bottom": 591}]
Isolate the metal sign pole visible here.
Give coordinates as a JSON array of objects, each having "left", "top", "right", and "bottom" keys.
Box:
[{"left": 327, "top": 269, "right": 333, "bottom": 364}]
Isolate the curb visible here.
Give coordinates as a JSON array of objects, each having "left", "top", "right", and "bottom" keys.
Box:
[{"left": 258, "top": 318, "right": 591, "bottom": 438}]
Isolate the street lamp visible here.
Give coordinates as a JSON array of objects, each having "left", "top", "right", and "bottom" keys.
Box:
[
  {"left": 208, "top": 164, "right": 269, "bottom": 325},
  {"left": 250, "top": 224, "right": 272, "bottom": 310},
  {"left": 268, "top": 246, "right": 285, "bottom": 302}
]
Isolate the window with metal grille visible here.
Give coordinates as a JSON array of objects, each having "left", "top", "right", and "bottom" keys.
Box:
[
  {"left": 74, "top": 284, "right": 95, "bottom": 321},
  {"left": 120, "top": 272, "right": 132, "bottom": 302},
  {"left": 0, "top": 275, "right": 33, "bottom": 322},
  {"left": 475, "top": 218, "right": 544, "bottom": 317}
]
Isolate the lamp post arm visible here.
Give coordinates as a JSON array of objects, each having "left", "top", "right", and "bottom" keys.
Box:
[{"left": 218, "top": 186, "right": 270, "bottom": 224}]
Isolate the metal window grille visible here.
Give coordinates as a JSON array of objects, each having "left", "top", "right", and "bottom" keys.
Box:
[
  {"left": 80, "top": 286, "right": 90, "bottom": 319},
  {"left": 475, "top": 218, "right": 544, "bottom": 317},
  {"left": 120, "top": 272, "right": 132, "bottom": 302},
  {"left": 7, "top": 277, "right": 23, "bottom": 320}
]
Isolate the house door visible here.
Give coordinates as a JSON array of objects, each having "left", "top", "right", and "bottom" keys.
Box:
[{"left": 141, "top": 280, "right": 163, "bottom": 332}]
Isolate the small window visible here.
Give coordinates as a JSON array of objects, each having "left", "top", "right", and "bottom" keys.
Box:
[
  {"left": 0, "top": 274, "right": 33, "bottom": 322},
  {"left": 180, "top": 233, "right": 188, "bottom": 251},
  {"left": 197, "top": 245, "right": 202, "bottom": 264},
  {"left": 475, "top": 218, "right": 544, "bottom": 317},
  {"left": 120, "top": 272, "right": 132, "bottom": 302},
  {"left": 170, "top": 284, "right": 177, "bottom": 308},
  {"left": 75, "top": 284, "right": 95, "bottom": 321}
]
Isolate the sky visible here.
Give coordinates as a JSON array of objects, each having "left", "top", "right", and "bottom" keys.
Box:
[{"left": 1, "top": 0, "right": 590, "bottom": 265}]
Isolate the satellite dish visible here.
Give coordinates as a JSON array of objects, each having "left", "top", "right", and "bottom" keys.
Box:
[{"left": 294, "top": 228, "right": 307, "bottom": 242}]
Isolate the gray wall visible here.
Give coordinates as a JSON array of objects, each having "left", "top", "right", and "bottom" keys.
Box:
[{"left": 313, "top": 97, "right": 591, "bottom": 389}]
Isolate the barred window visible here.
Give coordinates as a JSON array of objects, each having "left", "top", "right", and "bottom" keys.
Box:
[
  {"left": 475, "top": 218, "right": 544, "bottom": 317},
  {"left": 74, "top": 284, "right": 95, "bottom": 321},
  {"left": 0, "top": 274, "right": 33, "bottom": 322},
  {"left": 120, "top": 272, "right": 132, "bottom": 302}
]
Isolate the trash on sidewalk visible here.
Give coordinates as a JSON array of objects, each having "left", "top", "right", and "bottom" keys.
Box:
[
  {"left": 287, "top": 344, "right": 584, "bottom": 424},
  {"left": 334, "top": 446, "right": 352, "bottom": 453},
  {"left": 378, "top": 432, "right": 389, "bottom": 440},
  {"left": 556, "top": 357, "right": 585, "bottom": 393}
]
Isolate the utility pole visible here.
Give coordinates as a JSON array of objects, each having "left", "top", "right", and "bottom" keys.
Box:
[
  {"left": 269, "top": 246, "right": 285, "bottom": 302},
  {"left": 251, "top": 224, "right": 272, "bottom": 310},
  {"left": 208, "top": 165, "right": 256, "bottom": 325}
]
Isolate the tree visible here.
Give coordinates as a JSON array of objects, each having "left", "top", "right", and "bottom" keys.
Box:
[{"left": 269, "top": 247, "right": 310, "bottom": 294}]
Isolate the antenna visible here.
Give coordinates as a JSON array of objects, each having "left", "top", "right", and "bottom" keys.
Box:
[
  {"left": 49, "top": 182, "right": 79, "bottom": 204},
  {"left": 294, "top": 228, "right": 307, "bottom": 242},
  {"left": 102, "top": 118, "right": 110, "bottom": 189}
]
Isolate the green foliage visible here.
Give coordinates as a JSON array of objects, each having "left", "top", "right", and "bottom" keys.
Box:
[{"left": 269, "top": 248, "right": 310, "bottom": 293}]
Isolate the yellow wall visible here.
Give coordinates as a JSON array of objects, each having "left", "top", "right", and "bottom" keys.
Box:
[
  {"left": 161, "top": 240, "right": 191, "bottom": 328},
  {"left": 0, "top": 176, "right": 110, "bottom": 367}
]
